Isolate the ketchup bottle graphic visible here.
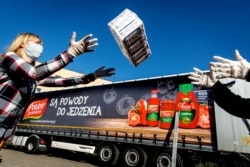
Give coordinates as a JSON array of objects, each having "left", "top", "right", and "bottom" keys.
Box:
[
  {"left": 175, "top": 84, "right": 199, "bottom": 129},
  {"left": 147, "top": 89, "right": 160, "bottom": 127}
]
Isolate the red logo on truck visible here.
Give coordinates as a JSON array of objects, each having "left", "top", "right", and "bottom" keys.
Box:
[{"left": 23, "top": 98, "right": 48, "bottom": 120}]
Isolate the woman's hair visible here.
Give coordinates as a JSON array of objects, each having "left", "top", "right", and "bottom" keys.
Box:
[{"left": 1, "top": 32, "right": 42, "bottom": 56}]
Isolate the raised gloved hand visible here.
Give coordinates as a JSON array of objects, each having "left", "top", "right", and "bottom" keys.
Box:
[
  {"left": 188, "top": 67, "right": 217, "bottom": 88},
  {"left": 94, "top": 66, "right": 115, "bottom": 78},
  {"left": 210, "top": 50, "right": 250, "bottom": 79},
  {"left": 80, "top": 66, "right": 115, "bottom": 84},
  {"left": 67, "top": 32, "right": 98, "bottom": 57}
]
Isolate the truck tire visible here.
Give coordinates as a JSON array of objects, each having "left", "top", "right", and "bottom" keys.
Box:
[
  {"left": 122, "top": 146, "right": 147, "bottom": 167},
  {"left": 97, "top": 142, "right": 120, "bottom": 166},
  {"left": 153, "top": 150, "right": 184, "bottom": 167},
  {"left": 25, "top": 136, "right": 38, "bottom": 154}
]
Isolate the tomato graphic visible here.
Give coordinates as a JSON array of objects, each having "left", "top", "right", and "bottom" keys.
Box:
[
  {"left": 103, "top": 88, "right": 117, "bottom": 104},
  {"left": 197, "top": 104, "right": 214, "bottom": 129},
  {"left": 127, "top": 99, "right": 147, "bottom": 126},
  {"left": 128, "top": 108, "right": 140, "bottom": 127},
  {"left": 136, "top": 99, "right": 147, "bottom": 125}
]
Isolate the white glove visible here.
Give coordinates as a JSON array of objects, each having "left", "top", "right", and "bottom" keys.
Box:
[
  {"left": 67, "top": 32, "right": 98, "bottom": 57},
  {"left": 188, "top": 67, "right": 217, "bottom": 88},
  {"left": 210, "top": 50, "right": 250, "bottom": 79}
]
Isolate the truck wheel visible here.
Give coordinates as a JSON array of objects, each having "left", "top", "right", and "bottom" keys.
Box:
[
  {"left": 97, "top": 143, "right": 120, "bottom": 166},
  {"left": 153, "top": 150, "right": 184, "bottom": 167},
  {"left": 25, "top": 137, "right": 38, "bottom": 154},
  {"left": 122, "top": 146, "right": 147, "bottom": 167}
]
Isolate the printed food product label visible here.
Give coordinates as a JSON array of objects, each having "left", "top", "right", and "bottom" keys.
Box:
[
  {"left": 179, "top": 110, "right": 195, "bottom": 124},
  {"left": 160, "top": 110, "right": 174, "bottom": 123},
  {"left": 147, "top": 105, "right": 159, "bottom": 121}
]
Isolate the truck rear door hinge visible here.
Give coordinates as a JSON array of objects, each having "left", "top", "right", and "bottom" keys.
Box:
[
  {"left": 182, "top": 135, "right": 186, "bottom": 148},
  {"left": 124, "top": 133, "right": 128, "bottom": 142},
  {"left": 139, "top": 133, "right": 143, "bottom": 144},
  {"left": 153, "top": 134, "right": 157, "bottom": 145},
  {"left": 197, "top": 136, "right": 202, "bottom": 149}
]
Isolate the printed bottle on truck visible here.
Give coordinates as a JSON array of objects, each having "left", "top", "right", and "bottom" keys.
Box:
[
  {"left": 159, "top": 99, "right": 175, "bottom": 129},
  {"left": 147, "top": 89, "right": 160, "bottom": 127},
  {"left": 175, "top": 84, "right": 199, "bottom": 129}
]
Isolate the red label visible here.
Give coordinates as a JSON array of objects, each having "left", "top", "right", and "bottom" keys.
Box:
[
  {"left": 147, "top": 105, "right": 159, "bottom": 113},
  {"left": 23, "top": 98, "right": 48, "bottom": 120}
]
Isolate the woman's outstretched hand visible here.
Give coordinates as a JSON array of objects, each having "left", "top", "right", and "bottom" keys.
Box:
[{"left": 67, "top": 32, "right": 98, "bottom": 57}]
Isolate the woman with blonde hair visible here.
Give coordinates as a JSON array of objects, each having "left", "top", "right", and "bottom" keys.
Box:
[{"left": 0, "top": 32, "right": 115, "bottom": 147}]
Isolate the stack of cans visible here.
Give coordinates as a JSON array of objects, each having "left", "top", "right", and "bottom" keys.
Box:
[{"left": 108, "top": 8, "right": 152, "bottom": 67}]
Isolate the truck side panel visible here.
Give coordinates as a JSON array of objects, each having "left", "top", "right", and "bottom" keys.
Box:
[
  {"left": 215, "top": 78, "right": 250, "bottom": 153},
  {"left": 18, "top": 74, "right": 216, "bottom": 151}
]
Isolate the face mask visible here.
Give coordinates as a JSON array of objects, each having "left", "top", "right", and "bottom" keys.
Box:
[{"left": 23, "top": 42, "right": 43, "bottom": 61}]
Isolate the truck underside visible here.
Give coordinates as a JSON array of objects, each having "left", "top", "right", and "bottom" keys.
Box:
[{"left": 5, "top": 123, "right": 249, "bottom": 167}]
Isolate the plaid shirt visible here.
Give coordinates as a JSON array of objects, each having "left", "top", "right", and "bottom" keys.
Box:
[{"left": 0, "top": 51, "right": 95, "bottom": 140}]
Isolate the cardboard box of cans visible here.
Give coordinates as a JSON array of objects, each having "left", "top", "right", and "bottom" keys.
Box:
[{"left": 108, "top": 8, "right": 152, "bottom": 67}]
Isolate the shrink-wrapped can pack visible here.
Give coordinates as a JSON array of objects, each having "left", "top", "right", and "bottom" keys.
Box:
[{"left": 108, "top": 8, "right": 151, "bottom": 67}]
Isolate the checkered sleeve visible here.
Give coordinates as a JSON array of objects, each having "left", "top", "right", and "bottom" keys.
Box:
[
  {"left": 38, "top": 73, "right": 96, "bottom": 87},
  {"left": 2, "top": 52, "right": 74, "bottom": 81},
  {"left": 35, "top": 51, "right": 74, "bottom": 80}
]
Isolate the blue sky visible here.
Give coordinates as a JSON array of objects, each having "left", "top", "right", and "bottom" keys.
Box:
[{"left": 1, "top": 0, "right": 250, "bottom": 82}]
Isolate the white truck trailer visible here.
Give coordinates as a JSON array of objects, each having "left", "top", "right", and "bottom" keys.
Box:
[{"left": 5, "top": 72, "right": 250, "bottom": 167}]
